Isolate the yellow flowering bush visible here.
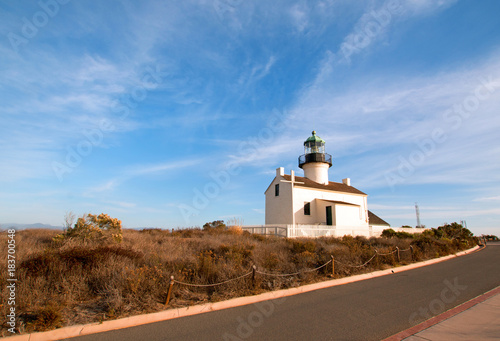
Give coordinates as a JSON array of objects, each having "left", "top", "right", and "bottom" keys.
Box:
[{"left": 54, "top": 213, "right": 123, "bottom": 244}]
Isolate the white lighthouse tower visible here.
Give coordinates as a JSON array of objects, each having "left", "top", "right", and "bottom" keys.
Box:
[
  {"left": 263, "top": 130, "right": 390, "bottom": 233},
  {"left": 298, "top": 131, "right": 332, "bottom": 185}
]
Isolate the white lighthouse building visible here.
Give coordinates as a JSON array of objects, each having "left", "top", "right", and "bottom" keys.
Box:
[{"left": 264, "top": 131, "right": 390, "bottom": 232}]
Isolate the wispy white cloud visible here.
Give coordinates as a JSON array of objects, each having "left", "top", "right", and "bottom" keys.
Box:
[
  {"left": 370, "top": 204, "right": 468, "bottom": 212},
  {"left": 402, "top": 0, "right": 458, "bottom": 16},
  {"left": 1, "top": 1, "right": 498, "bottom": 232},
  {"left": 0, "top": 2, "right": 222, "bottom": 184},
  {"left": 236, "top": 56, "right": 278, "bottom": 99},
  {"left": 104, "top": 200, "right": 137, "bottom": 208},
  {"left": 385, "top": 207, "right": 500, "bottom": 221},
  {"left": 225, "top": 135, "right": 298, "bottom": 167},
  {"left": 334, "top": 0, "right": 458, "bottom": 65},
  {"left": 128, "top": 159, "right": 201, "bottom": 176},
  {"left": 369, "top": 204, "right": 414, "bottom": 210},
  {"left": 473, "top": 196, "right": 500, "bottom": 202},
  {"left": 84, "top": 159, "right": 202, "bottom": 196},
  {"left": 87, "top": 180, "right": 120, "bottom": 194},
  {"left": 293, "top": 50, "right": 500, "bottom": 186},
  {"left": 221, "top": 51, "right": 500, "bottom": 191},
  {"left": 256, "top": 56, "right": 277, "bottom": 81},
  {"left": 289, "top": 3, "right": 309, "bottom": 32}
]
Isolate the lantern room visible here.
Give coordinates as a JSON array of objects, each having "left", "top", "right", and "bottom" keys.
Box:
[{"left": 298, "top": 131, "right": 332, "bottom": 184}]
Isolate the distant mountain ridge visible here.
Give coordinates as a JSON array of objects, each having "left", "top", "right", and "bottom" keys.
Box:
[
  {"left": 0, "top": 223, "right": 168, "bottom": 231},
  {"left": 0, "top": 223, "right": 63, "bottom": 230}
]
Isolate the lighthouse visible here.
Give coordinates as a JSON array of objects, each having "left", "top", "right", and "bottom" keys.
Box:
[
  {"left": 263, "top": 130, "right": 390, "bottom": 233},
  {"left": 298, "top": 131, "right": 332, "bottom": 185}
]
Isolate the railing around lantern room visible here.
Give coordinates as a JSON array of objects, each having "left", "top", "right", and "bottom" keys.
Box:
[{"left": 298, "top": 153, "right": 332, "bottom": 168}]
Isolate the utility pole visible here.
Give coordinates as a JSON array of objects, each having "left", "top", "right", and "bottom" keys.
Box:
[{"left": 415, "top": 202, "right": 421, "bottom": 228}]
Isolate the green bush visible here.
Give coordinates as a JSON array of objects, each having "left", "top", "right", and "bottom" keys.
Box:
[
  {"left": 437, "top": 222, "right": 474, "bottom": 240},
  {"left": 381, "top": 229, "right": 396, "bottom": 238},
  {"left": 381, "top": 229, "right": 414, "bottom": 239},
  {"left": 202, "top": 220, "right": 226, "bottom": 232}
]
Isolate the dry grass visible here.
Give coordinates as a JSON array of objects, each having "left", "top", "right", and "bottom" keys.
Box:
[{"left": 0, "top": 227, "right": 476, "bottom": 335}]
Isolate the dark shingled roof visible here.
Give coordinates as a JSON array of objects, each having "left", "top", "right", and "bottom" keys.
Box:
[
  {"left": 368, "top": 210, "right": 390, "bottom": 226},
  {"left": 282, "top": 174, "right": 367, "bottom": 195},
  {"left": 316, "top": 199, "right": 360, "bottom": 207}
]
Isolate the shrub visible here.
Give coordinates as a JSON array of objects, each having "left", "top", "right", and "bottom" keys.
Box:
[
  {"left": 381, "top": 229, "right": 415, "bottom": 239},
  {"left": 436, "top": 222, "right": 474, "bottom": 240},
  {"left": 396, "top": 231, "right": 414, "bottom": 239},
  {"left": 202, "top": 220, "right": 226, "bottom": 232},
  {"left": 2, "top": 220, "right": 477, "bottom": 335},
  {"left": 289, "top": 239, "right": 317, "bottom": 254},
  {"left": 22, "top": 303, "right": 63, "bottom": 331},
  {"left": 54, "top": 213, "right": 123, "bottom": 244},
  {"left": 381, "top": 229, "right": 396, "bottom": 238},
  {"left": 21, "top": 245, "right": 143, "bottom": 277}
]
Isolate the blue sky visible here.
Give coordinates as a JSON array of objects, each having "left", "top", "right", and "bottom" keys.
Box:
[{"left": 1, "top": 0, "right": 499, "bottom": 235}]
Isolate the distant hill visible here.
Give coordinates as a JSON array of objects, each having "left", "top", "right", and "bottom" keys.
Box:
[
  {"left": 0, "top": 224, "right": 170, "bottom": 231},
  {"left": 129, "top": 227, "right": 171, "bottom": 230},
  {"left": 0, "top": 223, "right": 63, "bottom": 230}
]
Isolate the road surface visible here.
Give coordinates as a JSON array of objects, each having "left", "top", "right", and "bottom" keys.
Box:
[{"left": 64, "top": 242, "right": 500, "bottom": 341}]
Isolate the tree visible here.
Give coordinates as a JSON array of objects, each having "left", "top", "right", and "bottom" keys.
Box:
[{"left": 203, "top": 220, "right": 226, "bottom": 231}]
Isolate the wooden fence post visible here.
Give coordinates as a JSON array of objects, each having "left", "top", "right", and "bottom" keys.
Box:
[
  {"left": 165, "top": 276, "right": 175, "bottom": 306},
  {"left": 331, "top": 255, "right": 335, "bottom": 276},
  {"left": 251, "top": 265, "right": 256, "bottom": 288},
  {"left": 410, "top": 245, "right": 414, "bottom": 261},
  {"left": 396, "top": 246, "right": 400, "bottom": 263}
]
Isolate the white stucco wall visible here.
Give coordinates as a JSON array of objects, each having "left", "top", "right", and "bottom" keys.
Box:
[
  {"left": 335, "top": 205, "right": 365, "bottom": 227},
  {"left": 314, "top": 199, "right": 334, "bottom": 225},
  {"left": 265, "top": 176, "right": 294, "bottom": 225},
  {"left": 292, "top": 186, "right": 368, "bottom": 226}
]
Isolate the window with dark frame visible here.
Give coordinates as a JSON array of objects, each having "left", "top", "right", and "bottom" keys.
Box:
[
  {"left": 275, "top": 184, "right": 279, "bottom": 196},
  {"left": 304, "top": 202, "right": 310, "bottom": 215}
]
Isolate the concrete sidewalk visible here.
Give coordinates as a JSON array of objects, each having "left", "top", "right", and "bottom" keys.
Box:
[{"left": 387, "top": 286, "right": 500, "bottom": 341}]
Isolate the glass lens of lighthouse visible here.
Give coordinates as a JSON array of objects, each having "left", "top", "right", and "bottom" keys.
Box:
[{"left": 305, "top": 141, "right": 325, "bottom": 154}]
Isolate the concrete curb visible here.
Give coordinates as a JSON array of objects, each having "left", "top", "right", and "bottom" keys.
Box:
[{"left": 3, "top": 245, "right": 481, "bottom": 341}]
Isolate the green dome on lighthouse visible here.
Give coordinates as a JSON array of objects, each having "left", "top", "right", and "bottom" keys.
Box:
[{"left": 304, "top": 131, "right": 325, "bottom": 145}]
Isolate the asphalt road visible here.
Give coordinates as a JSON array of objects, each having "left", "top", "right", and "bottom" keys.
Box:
[{"left": 64, "top": 242, "right": 500, "bottom": 341}]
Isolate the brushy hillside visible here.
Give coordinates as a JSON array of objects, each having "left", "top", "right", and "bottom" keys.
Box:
[{"left": 0, "top": 220, "right": 477, "bottom": 335}]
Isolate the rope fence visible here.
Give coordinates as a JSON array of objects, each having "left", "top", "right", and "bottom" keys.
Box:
[
  {"left": 377, "top": 249, "right": 397, "bottom": 256},
  {"left": 335, "top": 251, "right": 379, "bottom": 268},
  {"left": 255, "top": 259, "right": 333, "bottom": 277},
  {"left": 165, "top": 245, "right": 415, "bottom": 305},
  {"left": 172, "top": 270, "right": 254, "bottom": 287}
]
